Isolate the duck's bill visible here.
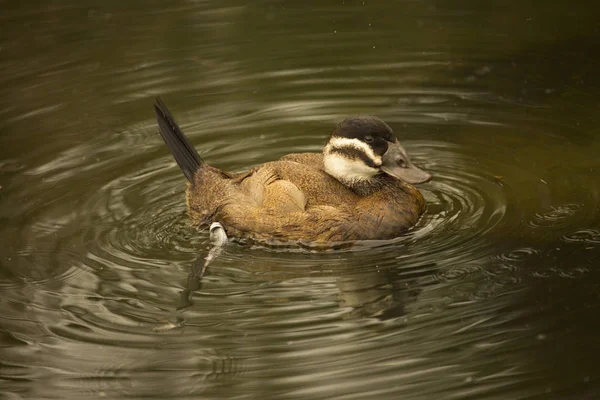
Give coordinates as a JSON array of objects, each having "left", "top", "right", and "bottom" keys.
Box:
[
  {"left": 380, "top": 141, "right": 432, "bottom": 184},
  {"left": 380, "top": 164, "right": 431, "bottom": 184}
]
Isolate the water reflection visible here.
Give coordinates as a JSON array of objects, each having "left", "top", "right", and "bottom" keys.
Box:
[{"left": 1, "top": 0, "right": 600, "bottom": 398}]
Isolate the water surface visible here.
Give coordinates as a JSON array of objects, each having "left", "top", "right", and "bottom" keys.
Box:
[{"left": 1, "top": 1, "right": 600, "bottom": 399}]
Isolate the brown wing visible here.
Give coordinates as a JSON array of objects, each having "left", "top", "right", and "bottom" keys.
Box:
[
  {"left": 207, "top": 160, "right": 358, "bottom": 242},
  {"left": 237, "top": 167, "right": 306, "bottom": 213}
]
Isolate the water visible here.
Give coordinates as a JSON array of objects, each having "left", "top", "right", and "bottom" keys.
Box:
[{"left": 1, "top": 1, "right": 599, "bottom": 399}]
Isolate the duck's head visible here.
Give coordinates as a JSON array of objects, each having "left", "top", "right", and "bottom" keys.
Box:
[{"left": 323, "top": 116, "right": 431, "bottom": 191}]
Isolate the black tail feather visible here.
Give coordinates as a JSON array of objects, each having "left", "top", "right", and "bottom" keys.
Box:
[{"left": 154, "top": 97, "right": 203, "bottom": 183}]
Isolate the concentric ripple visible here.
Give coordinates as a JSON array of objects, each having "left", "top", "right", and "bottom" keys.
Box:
[
  {"left": 1, "top": 91, "right": 518, "bottom": 351},
  {"left": 404, "top": 142, "right": 508, "bottom": 264}
]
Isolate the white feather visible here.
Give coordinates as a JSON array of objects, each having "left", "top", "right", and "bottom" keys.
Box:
[{"left": 323, "top": 153, "right": 378, "bottom": 183}]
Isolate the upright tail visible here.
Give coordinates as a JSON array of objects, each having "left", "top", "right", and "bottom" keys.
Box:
[{"left": 154, "top": 97, "right": 203, "bottom": 183}]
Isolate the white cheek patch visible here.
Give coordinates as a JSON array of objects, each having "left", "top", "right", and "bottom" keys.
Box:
[
  {"left": 323, "top": 153, "right": 379, "bottom": 183},
  {"left": 325, "top": 137, "right": 382, "bottom": 166}
]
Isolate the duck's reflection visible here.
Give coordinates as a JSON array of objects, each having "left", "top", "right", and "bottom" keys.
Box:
[
  {"left": 336, "top": 270, "right": 422, "bottom": 320},
  {"left": 178, "top": 223, "right": 229, "bottom": 310},
  {"left": 178, "top": 247, "right": 426, "bottom": 320},
  {"left": 178, "top": 258, "right": 205, "bottom": 310}
]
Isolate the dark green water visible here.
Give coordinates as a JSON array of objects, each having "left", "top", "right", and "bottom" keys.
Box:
[{"left": 1, "top": 1, "right": 600, "bottom": 399}]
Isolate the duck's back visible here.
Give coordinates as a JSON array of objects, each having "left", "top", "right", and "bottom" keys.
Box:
[{"left": 280, "top": 152, "right": 324, "bottom": 167}]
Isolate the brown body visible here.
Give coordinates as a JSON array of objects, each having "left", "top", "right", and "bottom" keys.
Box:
[{"left": 187, "top": 153, "right": 426, "bottom": 244}]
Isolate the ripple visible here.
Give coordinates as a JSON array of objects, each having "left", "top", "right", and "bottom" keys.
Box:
[
  {"left": 495, "top": 247, "right": 540, "bottom": 262},
  {"left": 562, "top": 229, "right": 600, "bottom": 245},
  {"left": 400, "top": 142, "right": 508, "bottom": 265},
  {"left": 528, "top": 203, "right": 583, "bottom": 229},
  {"left": 432, "top": 264, "right": 484, "bottom": 281}
]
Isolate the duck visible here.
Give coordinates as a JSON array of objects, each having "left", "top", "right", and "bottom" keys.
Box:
[{"left": 154, "top": 98, "right": 431, "bottom": 245}]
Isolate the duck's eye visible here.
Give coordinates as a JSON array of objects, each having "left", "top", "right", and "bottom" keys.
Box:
[
  {"left": 364, "top": 135, "right": 374, "bottom": 143},
  {"left": 398, "top": 159, "right": 406, "bottom": 167}
]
